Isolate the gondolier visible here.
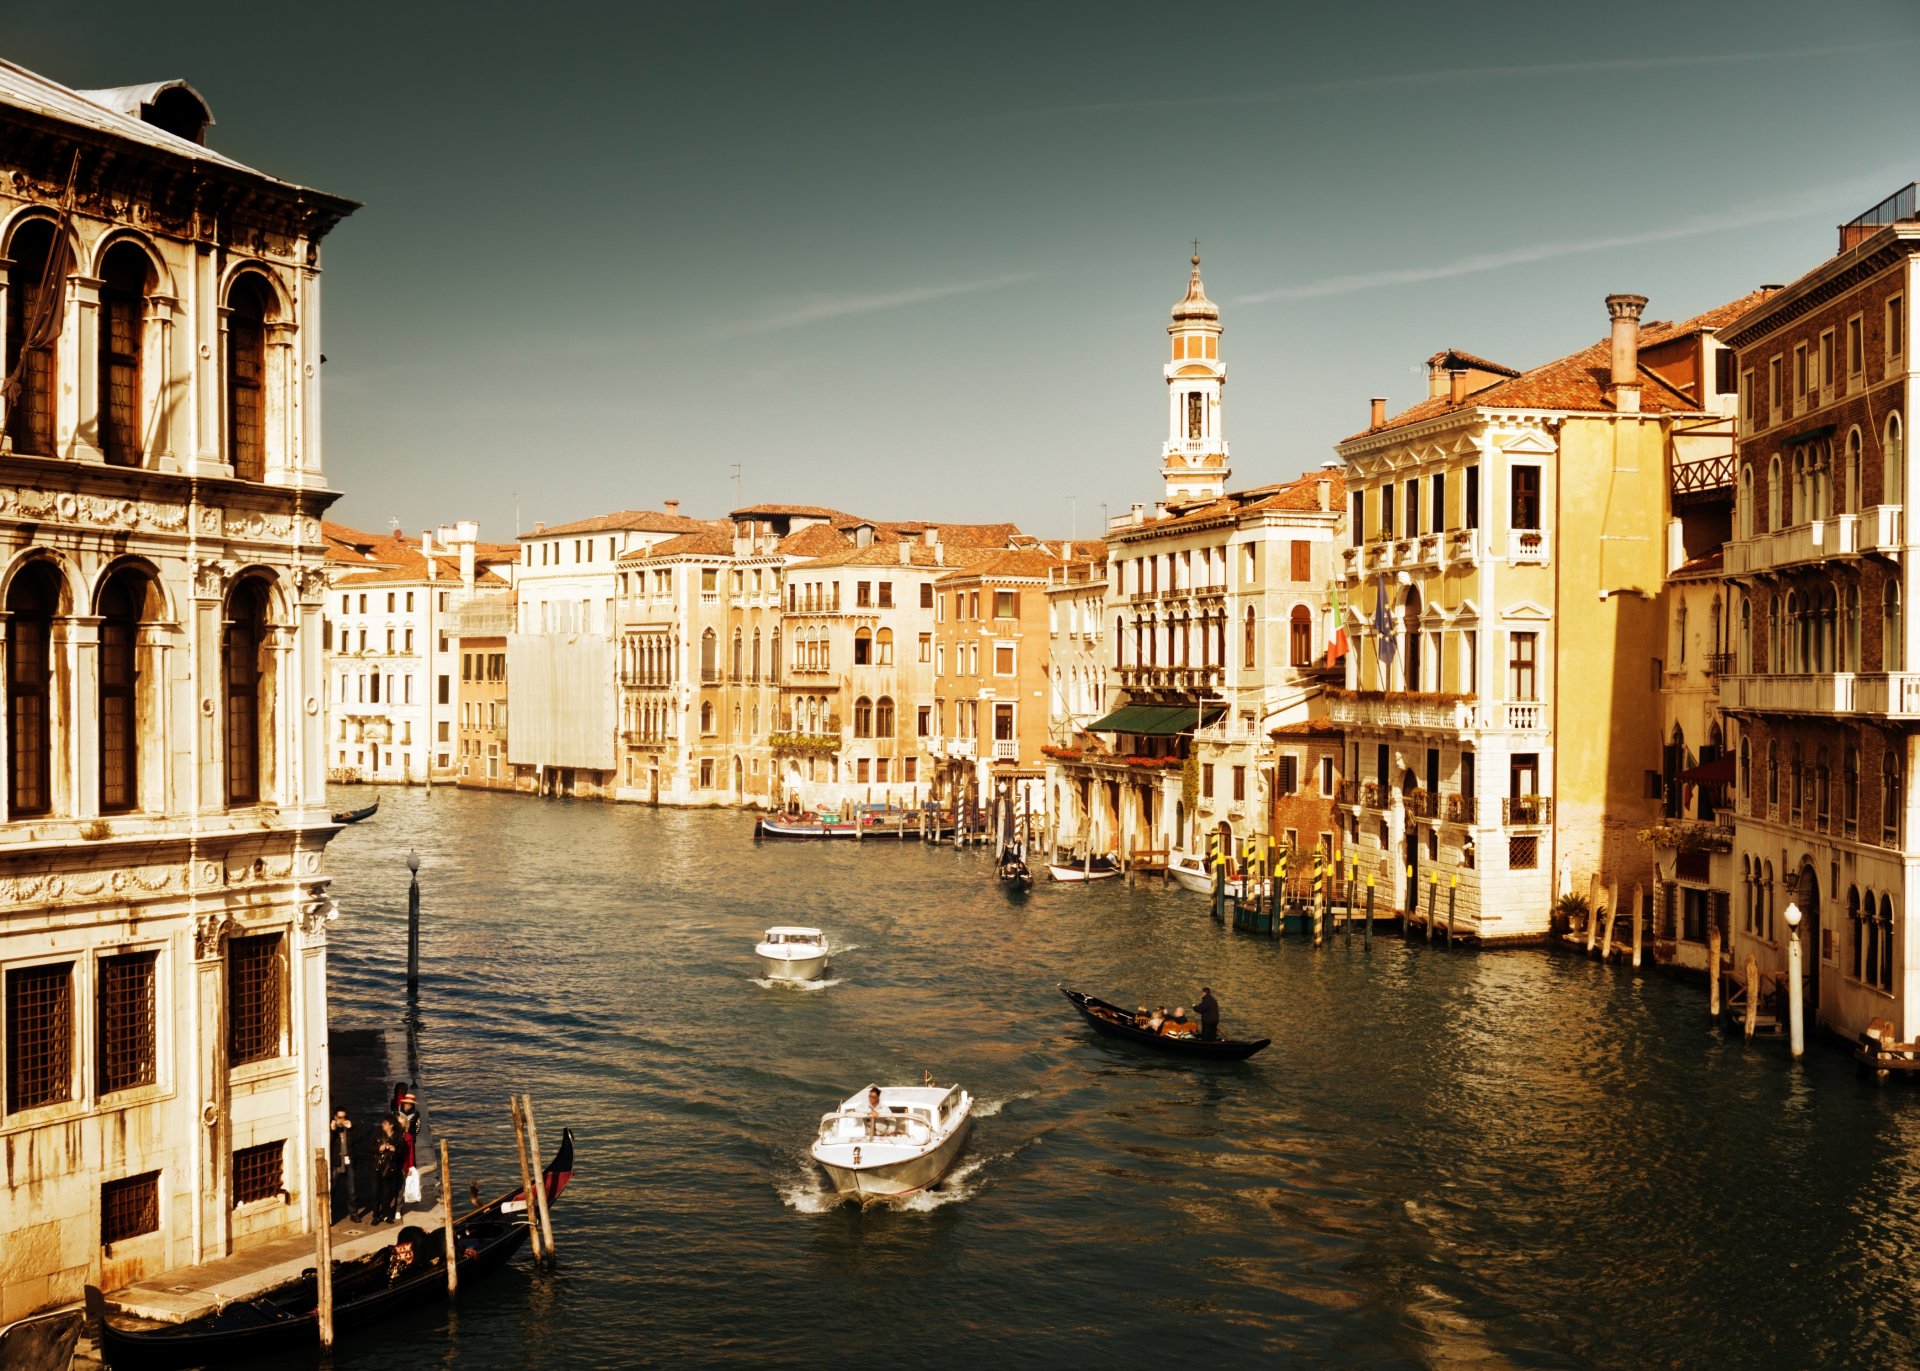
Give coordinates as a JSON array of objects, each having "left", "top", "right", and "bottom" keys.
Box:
[{"left": 1196, "top": 987, "right": 1220, "bottom": 1042}]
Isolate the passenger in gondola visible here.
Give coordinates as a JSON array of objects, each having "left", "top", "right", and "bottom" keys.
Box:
[
  {"left": 1196, "top": 987, "right": 1220, "bottom": 1042},
  {"left": 1146, "top": 1007, "right": 1166, "bottom": 1033},
  {"left": 1134, "top": 1005, "right": 1151, "bottom": 1028},
  {"left": 1164, "top": 1008, "right": 1197, "bottom": 1037}
]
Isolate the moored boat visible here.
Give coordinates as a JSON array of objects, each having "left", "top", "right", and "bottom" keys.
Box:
[
  {"left": 100, "top": 1130, "right": 575, "bottom": 1370},
  {"left": 809, "top": 1083, "right": 972, "bottom": 1200},
  {"left": 1049, "top": 854, "right": 1120, "bottom": 882},
  {"left": 1168, "top": 850, "right": 1233, "bottom": 895},
  {"left": 756, "top": 926, "right": 830, "bottom": 981},
  {"left": 330, "top": 799, "right": 379, "bottom": 825},
  {"left": 1060, "top": 987, "right": 1270, "bottom": 1060}
]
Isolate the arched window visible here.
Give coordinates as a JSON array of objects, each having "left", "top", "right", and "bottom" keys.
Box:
[
  {"left": 1289, "top": 605, "right": 1313, "bottom": 666},
  {"left": 1739, "top": 463, "right": 1755, "bottom": 539},
  {"left": 1846, "top": 427, "right": 1863, "bottom": 514},
  {"left": 853, "top": 696, "right": 873, "bottom": 738},
  {"left": 751, "top": 630, "right": 762, "bottom": 681},
  {"left": 770, "top": 629, "right": 780, "bottom": 683},
  {"left": 224, "top": 580, "right": 268, "bottom": 806},
  {"left": 4, "top": 219, "right": 64, "bottom": 457},
  {"left": 1677, "top": 599, "right": 1688, "bottom": 665},
  {"left": 1739, "top": 599, "right": 1752, "bottom": 672},
  {"left": 98, "top": 242, "right": 152, "bottom": 467},
  {"left": 1850, "top": 887, "right": 1865, "bottom": 981},
  {"left": 1768, "top": 455, "right": 1783, "bottom": 531},
  {"left": 1114, "top": 616, "right": 1125, "bottom": 670},
  {"left": 225, "top": 274, "right": 271, "bottom": 481},
  {"left": 1845, "top": 743, "right": 1860, "bottom": 829},
  {"left": 1878, "top": 895, "right": 1896, "bottom": 993},
  {"left": 1885, "top": 580, "right": 1903, "bottom": 672},
  {"left": 700, "top": 629, "right": 717, "bottom": 682},
  {"left": 731, "top": 630, "right": 742, "bottom": 681},
  {"left": 6, "top": 561, "right": 61, "bottom": 816},
  {"left": 876, "top": 628, "right": 894, "bottom": 666},
  {"left": 1846, "top": 584, "right": 1862, "bottom": 671},
  {"left": 699, "top": 701, "right": 714, "bottom": 734},
  {"left": 1739, "top": 737, "right": 1751, "bottom": 807},
  {"left": 875, "top": 696, "right": 895, "bottom": 736},
  {"left": 854, "top": 627, "right": 872, "bottom": 666},
  {"left": 1784, "top": 591, "right": 1799, "bottom": 672},
  {"left": 1816, "top": 745, "right": 1831, "bottom": 827},
  {"left": 1788, "top": 742, "right": 1804, "bottom": 822},
  {"left": 98, "top": 567, "right": 155, "bottom": 812},
  {"left": 1244, "top": 605, "right": 1257, "bottom": 669},
  {"left": 1886, "top": 412, "right": 1904, "bottom": 505},
  {"left": 1766, "top": 740, "right": 1778, "bottom": 813}
]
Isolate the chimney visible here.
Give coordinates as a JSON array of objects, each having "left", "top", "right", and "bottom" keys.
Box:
[
  {"left": 898, "top": 541, "right": 911, "bottom": 565},
  {"left": 1428, "top": 361, "right": 1448, "bottom": 399},
  {"left": 1606, "top": 293, "right": 1649, "bottom": 414},
  {"left": 1448, "top": 369, "right": 1469, "bottom": 405},
  {"left": 420, "top": 530, "right": 434, "bottom": 557},
  {"left": 923, "top": 527, "right": 938, "bottom": 547},
  {"left": 1316, "top": 478, "right": 1332, "bottom": 511},
  {"left": 1370, "top": 396, "right": 1387, "bottom": 428},
  {"left": 663, "top": 499, "right": 680, "bottom": 517}
]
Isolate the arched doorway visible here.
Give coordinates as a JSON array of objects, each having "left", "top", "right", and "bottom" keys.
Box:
[{"left": 1796, "top": 862, "right": 1821, "bottom": 1019}]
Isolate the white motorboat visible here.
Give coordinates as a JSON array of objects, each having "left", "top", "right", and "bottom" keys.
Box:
[
  {"left": 1047, "top": 854, "right": 1120, "bottom": 882},
  {"left": 756, "top": 926, "right": 830, "bottom": 981},
  {"left": 809, "top": 1083, "right": 973, "bottom": 1200},
  {"left": 1168, "top": 850, "right": 1227, "bottom": 894}
]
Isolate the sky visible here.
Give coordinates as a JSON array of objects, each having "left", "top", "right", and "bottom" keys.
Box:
[{"left": 11, "top": 1, "right": 1920, "bottom": 542}]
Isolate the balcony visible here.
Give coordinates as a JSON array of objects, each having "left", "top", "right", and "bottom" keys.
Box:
[
  {"left": 1503, "top": 795, "right": 1552, "bottom": 827},
  {"left": 1727, "top": 507, "right": 1903, "bottom": 577},
  {"left": 1444, "top": 791, "right": 1476, "bottom": 824},
  {"left": 1362, "top": 780, "right": 1385, "bottom": 809},
  {"left": 992, "top": 739, "right": 1019, "bottom": 762},
  {"left": 1405, "top": 787, "right": 1437, "bottom": 819},
  {"left": 1325, "top": 689, "right": 1477, "bottom": 733},
  {"left": 1339, "top": 547, "right": 1360, "bottom": 583},
  {"left": 1719, "top": 672, "right": 1920, "bottom": 718},
  {"left": 1861, "top": 504, "right": 1906, "bottom": 554},
  {"left": 1508, "top": 529, "right": 1550, "bottom": 565},
  {"left": 1505, "top": 702, "right": 1546, "bottom": 731}
]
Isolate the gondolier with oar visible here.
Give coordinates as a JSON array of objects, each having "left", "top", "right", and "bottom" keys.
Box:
[{"left": 1196, "top": 987, "right": 1220, "bottom": 1042}]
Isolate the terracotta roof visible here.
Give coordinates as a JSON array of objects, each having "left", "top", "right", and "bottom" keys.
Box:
[
  {"left": 522, "top": 509, "right": 721, "bottom": 538},
  {"left": 1270, "top": 720, "right": 1345, "bottom": 738},
  {"left": 793, "top": 544, "right": 997, "bottom": 571},
  {"left": 730, "top": 503, "right": 850, "bottom": 520},
  {"left": 1425, "top": 347, "right": 1521, "bottom": 377},
  {"left": 935, "top": 549, "right": 1063, "bottom": 582},
  {"left": 1642, "top": 288, "right": 1781, "bottom": 341},
  {"left": 619, "top": 530, "right": 735, "bottom": 560},
  {"left": 1671, "top": 548, "right": 1725, "bottom": 578},
  {"left": 776, "top": 523, "right": 853, "bottom": 557},
  {"left": 1119, "top": 471, "right": 1346, "bottom": 536},
  {"left": 332, "top": 556, "right": 508, "bottom": 589}
]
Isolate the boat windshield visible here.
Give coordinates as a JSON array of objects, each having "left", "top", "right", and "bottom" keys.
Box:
[{"left": 818, "top": 1108, "right": 934, "bottom": 1144}]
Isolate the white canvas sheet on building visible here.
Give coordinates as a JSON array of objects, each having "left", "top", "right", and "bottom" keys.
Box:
[{"left": 506, "top": 633, "right": 616, "bottom": 769}]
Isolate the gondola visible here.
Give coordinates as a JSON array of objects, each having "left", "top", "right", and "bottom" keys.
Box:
[
  {"left": 1059, "top": 988, "right": 1270, "bottom": 1060},
  {"left": 996, "top": 855, "right": 1034, "bottom": 891},
  {"left": 330, "top": 799, "right": 379, "bottom": 825},
  {"left": 100, "top": 1129, "right": 574, "bottom": 1370}
]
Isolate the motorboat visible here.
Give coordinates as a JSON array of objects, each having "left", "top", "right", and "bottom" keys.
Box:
[
  {"left": 756, "top": 926, "right": 830, "bottom": 981},
  {"left": 1168, "top": 850, "right": 1230, "bottom": 894},
  {"left": 1048, "top": 854, "right": 1120, "bottom": 882},
  {"left": 809, "top": 1083, "right": 973, "bottom": 1200}
]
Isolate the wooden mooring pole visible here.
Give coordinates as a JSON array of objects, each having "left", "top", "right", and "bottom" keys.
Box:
[
  {"left": 510, "top": 1096, "right": 545, "bottom": 1263},
  {"left": 440, "top": 1138, "right": 459, "bottom": 1297},
  {"left": 1743, "top": 954, "right": 1759, "bottom": 1041},
  {"left": 312, "top": 1149, "right": 334, "bottom": 1350},
  {"left": 1425, "top": 870, "right": 1437, "bottom": 945},
  {"left": 406, "top": 850, "right": 422, "bottom": 995},
  {"left": 1708, "top": 912, "right": 1723, "bottom": 1018},
  {"left": 1364, "top": 876, "right": 1374, "bottom": 950},
  {"left": 1631, "top": 882, "right": 1645, "bottom": 969},
  {"left": 1446, "top": 875, "right": 1457, "bottom": 945},
  {"left": 522, "top": 1094, "right": 557, "bottom": 1264}
]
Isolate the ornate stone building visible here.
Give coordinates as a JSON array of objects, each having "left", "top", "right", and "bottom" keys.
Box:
[{"left": 0, "top": 63, "right": 355, "bottom": 1319}]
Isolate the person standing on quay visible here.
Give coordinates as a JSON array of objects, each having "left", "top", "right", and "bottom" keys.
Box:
[
  {"left": 1196, "top": 987, "right": 1220, "bottom": 1042},
  {"left": 329, "top": 1108, "right": 359, "bottom": 1221},
  {"left": 371, "top": 1116, "right": 403, "bottom": 1225}
]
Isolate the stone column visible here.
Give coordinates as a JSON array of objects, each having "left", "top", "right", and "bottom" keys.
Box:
[
  {"left": 64, "top": 615, "right": 102, "bottom": 818},
  {"left": 147, "top": 293, "right": 181, "bottom": 470},
  {"left": 64, "top": 275, "right": 104, "bottom": 462}
]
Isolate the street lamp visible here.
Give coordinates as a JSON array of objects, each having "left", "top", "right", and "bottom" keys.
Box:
[{"left": 1784, "top": 899, "right": 1805, "bottom": 1060}]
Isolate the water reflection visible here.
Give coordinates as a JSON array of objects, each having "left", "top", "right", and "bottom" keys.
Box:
[{"left": 320, "top": 787, "right": 1920, "bottom": 1368}]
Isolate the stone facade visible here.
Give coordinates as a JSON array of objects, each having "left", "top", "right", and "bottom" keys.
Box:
[{"left": 0, "top": 66, "right": 353, "bottom": 1319}]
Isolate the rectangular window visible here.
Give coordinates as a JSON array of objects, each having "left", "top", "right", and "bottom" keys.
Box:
[
  {"left": 699, "top": 759, "right": 713, "bottom": 788},
  {"left": 1768, "top": 356, "right": 1782, "bottom": 417},
  {"left": 1320, "top": 755, "right": 1334, "bottom": 796},
  {"left": 1381, "top": 484, "right": 1395, "bottom": 535},
  {"left": 1351, "top": 490, "right": 1366, "bottom": 542},
  {"left": 1461, "top": 751, "right": 1475, "bottom": 799},
  {"left": 98, "top": 951, "right": 157, "bottom": 1095},
  {"left": 1430, "top": 471, "right": 1447, "bottom": 532},
  {"left": 919, "top": 634, "right": 932, "bottom": 663},
  {"left": 438, "top": 676, "right": 450, "bottom": 706},
  {"left": 856, "top": 758, "right": 871, "bottom": 783},
  {"left": 904, "top": 757, "right": 918, "bottom": 782},
  {"left": 994, "top": 644, "right": 1015, "bottom": 675},
  {"left": 232, "top": 1141, "right": 284, "bottom": 1206},
  {"left": 1510, "top": 466, "right": 1541, "bottom": 530},
  {"left": 917, "top": 706, "right": 931, "bottom": 737},
  {"left": 5, "top": 962, "right": 72, "bottom": 1113},
  {"left": 1278, "top": 756, "right": 1298, "bottom": 795},
  {"left": 876, "top": 758, "right": 890, "bottom": 783},
  {"left": 1741, "top": 368, "right": 1755, "bottom": 423},
  {"left": 878, "top": 583, "right": 894, "bottom": 609},
  {"left": 1406, "top": 479, "right": 1421, "bottom": 536},
  {"left": 857, "top": 581, "right": 873, "bottom": 607},
  {"left": 1290, "top": 540, "right": 1311, "bottom": 581},
  {"left": 1464, "top": 464, "right": 1479, "bottom": 529},
  {"left": 1202, "top": 764, "right": 1214, "bottom": 799},
  {"left": 1819, "top": 330, "right": 1834, "bottom": 392},
  {"left": 1889, "top": 296, "right": 1905, "bottom": 361},
  {"left": 994, "top": 590, "right": 1016, "bottom": 619},
  {"left": 101, "top": 1171, "right": 160, "bottom": 1246},
  {"left": 226, "top": 934, "right": 284, "bottom": 1066},
  {"left": 1233, "top": 766, "right": 1247, "bottom": 801},
  {"left": 1794, "top": 343, "right": 1808, "bottom": 398},
  {"left": 1849, "top": 316, "right": 1865, "bottom": 377},
  {"left": 1509, "top": 835, "right": 1539, "bottom": 869},
  {"left": 920, "top": 582, "right": 934, "bottom": 609},
  {"left": 1509, "top": 633, "right": 1538, "bottom": 702}
]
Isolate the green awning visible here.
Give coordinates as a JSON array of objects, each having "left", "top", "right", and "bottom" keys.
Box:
[{"left": 1086, "top": 703, "right": 1225, "bottom": 735}]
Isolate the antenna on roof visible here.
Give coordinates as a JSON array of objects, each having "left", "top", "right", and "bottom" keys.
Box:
[{"left": 731, "top": 463, "right": 742, "bottom": 510}]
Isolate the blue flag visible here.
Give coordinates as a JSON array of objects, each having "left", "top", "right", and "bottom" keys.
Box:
[{"left": 1373, "top": 576, "right": 1396, "bottom": 665}]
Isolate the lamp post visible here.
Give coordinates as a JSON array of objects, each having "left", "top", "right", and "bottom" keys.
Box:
[
  {"left": 1784, "top": 899, "right": 1805, "bottom": 1059},
  {"left": 406, "top": 850, "right": 421, "bottom": 996}
]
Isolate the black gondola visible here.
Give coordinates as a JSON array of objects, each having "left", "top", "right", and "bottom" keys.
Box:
[
  {"left": 1060, "top": 988, "right": 1271, "bottom": 1060},
  {"left": 330, "top": 799, "right": 379, "bottom": 825},
  {"left": 100, "top": 1129, "right": 574, "bottom": 1370}
]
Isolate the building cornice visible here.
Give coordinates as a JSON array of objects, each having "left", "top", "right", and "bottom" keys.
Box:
[{"left": 1721, "top": 228, "right": 1919, "bottom": 350}]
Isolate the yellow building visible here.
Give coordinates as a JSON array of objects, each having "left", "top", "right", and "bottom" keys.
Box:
[{"left": 1333, "top": 293, "right": 1753, "bottom": 941}]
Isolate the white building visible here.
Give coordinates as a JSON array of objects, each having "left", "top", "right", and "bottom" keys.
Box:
[{"left": 0, "top": 64, "right": 355, "bottom": 1319}]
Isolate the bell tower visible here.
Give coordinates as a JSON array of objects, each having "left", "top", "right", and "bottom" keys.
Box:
[{"left": 1161, "top": 252, "right": 1229, "bottom": 503}]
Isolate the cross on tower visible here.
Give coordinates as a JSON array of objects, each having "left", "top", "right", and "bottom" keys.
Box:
[{"left": 1191, "top": 238, "right": 1200, "bottom": 260}]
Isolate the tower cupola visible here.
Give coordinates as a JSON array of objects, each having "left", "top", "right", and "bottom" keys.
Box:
[{"left": 1161, "top": 253, "right": 1230, "bottom": 503}]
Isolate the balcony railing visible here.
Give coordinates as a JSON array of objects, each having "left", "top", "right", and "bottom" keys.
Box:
[
  {"left": 993, "top": 739, "right": 1019, "bottom": 761},
  {"left": 1726, "top": 506, "right": 1904, "bottom": 576},
  {"left": 1503, "top": 795, "right": 1552, "bottom": 827},
  {"left": 1362, "top": 780, "right": 1385, "bottom": 809},
  {"left": 1508, "top": 529, "right": 1550, "bottom": 565},
  {"left": 1505, "top": 702, "right": 1545, "bottom": 731},
  {"left": 1324, "top": 690, "right": 1477, "bottom": 732},
  {"left": 1444, "top": 791, "right": 1476, "bottom": 824},
  {"left": 1406, "top": 787, "right": 1437, "bottom": 819},
  {"left": 1720, "top": 672, "right": 1920, "bottom": 718}
]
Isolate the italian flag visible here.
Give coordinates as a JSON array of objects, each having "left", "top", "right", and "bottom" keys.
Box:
[{"left": 1325, "top": 582, "right": 1350, "bottom": 667}]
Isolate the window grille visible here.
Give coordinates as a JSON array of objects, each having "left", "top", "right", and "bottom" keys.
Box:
[
  {"left": 227, "top": 934, "right": 284, "bottom": 1065},
  {"left": 102, "top": 1171, "right": 160, "bottom": 1245},
  {"left": 98, "top": 951, "right": 158, "bottom": 1094},
  {"left": 1509, "top": 836, "right": 1540, "bottom": 870},
  {"left": 231, "top": 1141, "right": 283, "bottom": 1206},
  {"left": 5, "top": 962, "right": 72, "bottom": 1113}
]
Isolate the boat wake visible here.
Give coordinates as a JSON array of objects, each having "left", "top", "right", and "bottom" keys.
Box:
[
  {"left": 752, "top": 976, "right": 843, "bottom": 993},
  {"left": 972, "top": 1090, "right": 1036, "bottom": 1119},
  {"left": 775, "top": 1172, "right": 845, "bottom": 1214}
]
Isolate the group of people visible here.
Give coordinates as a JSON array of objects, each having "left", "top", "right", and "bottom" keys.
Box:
[
  {"left": 1133, "top": 988, "right": 1222, "bottom": 1042},
  {"left": 328, "top": 1083, "right": 423, "bottom": 1225}
]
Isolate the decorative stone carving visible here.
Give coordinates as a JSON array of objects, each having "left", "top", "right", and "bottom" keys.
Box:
[
  {"left": 194, "top": 912, "right": 233, "bottom": 960},
  {"left": 194, "top": 559, "right": 233, "bottom": 599},
  {"left": 295, "top": 565, "right": 329, "bottom": 600},
  {"left": 0, "top": 486, "right": 191, "bottom": 534}
]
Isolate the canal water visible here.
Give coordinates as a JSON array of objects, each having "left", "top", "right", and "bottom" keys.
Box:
[{"left": 315, "top": 787, "right": 1920, "bottom": 1369}]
